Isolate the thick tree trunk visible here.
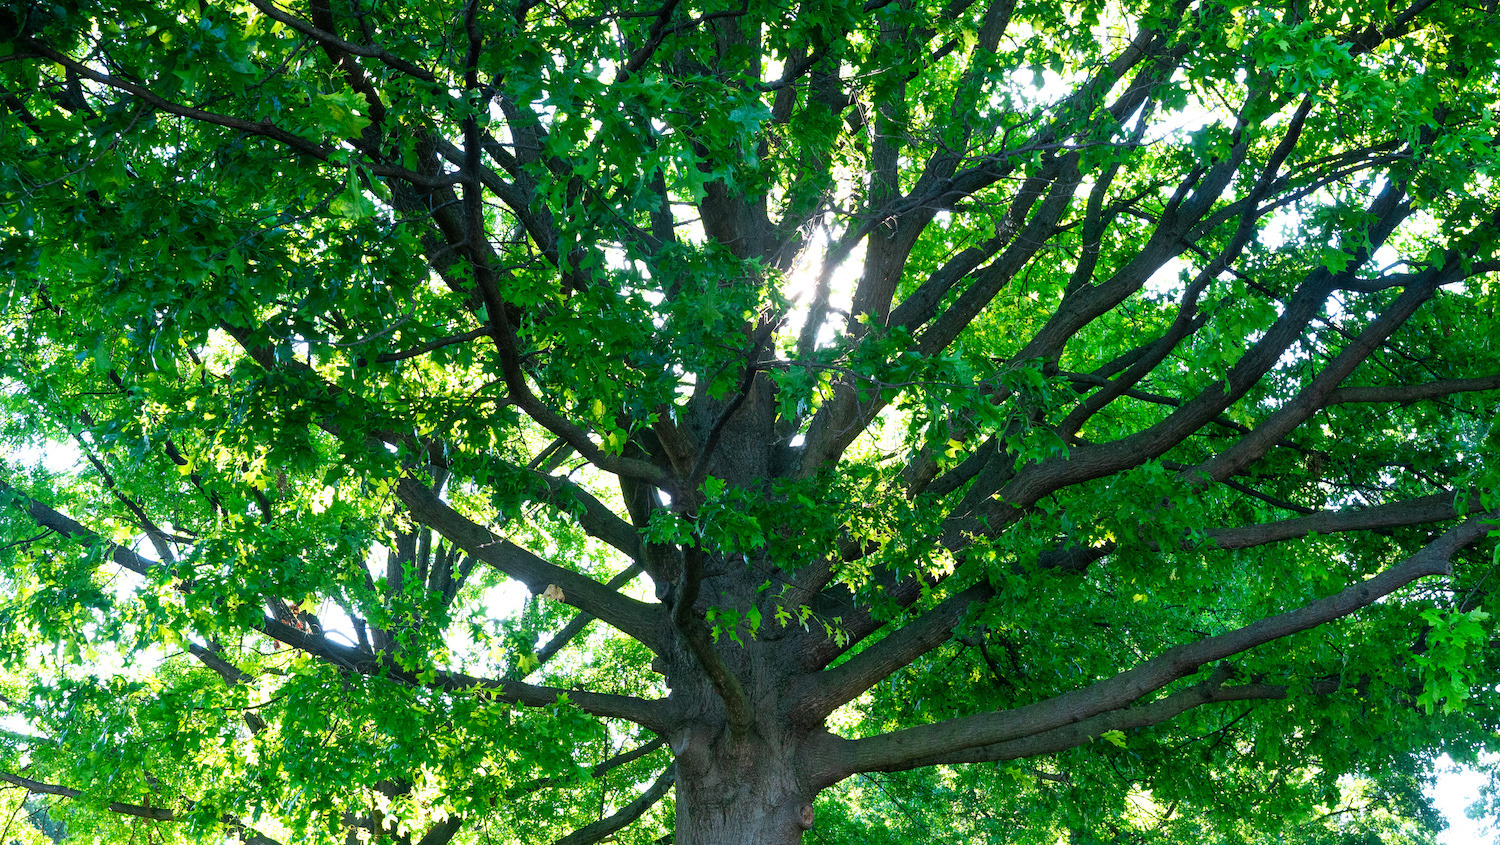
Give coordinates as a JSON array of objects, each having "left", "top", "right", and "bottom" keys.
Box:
[
  {"left": 671, "top": 724, "right": 818, "bottom": 845},
  {"left": 662, "top": 623, "right": 834, "bottom": 845},
  {"left": 662, "top": 388, "right": 829, "bottom": 845}
]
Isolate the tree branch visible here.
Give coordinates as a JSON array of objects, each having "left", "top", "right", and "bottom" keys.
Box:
[
  {"left": 372, "top": 327, "right": 492, "bottom": 363},
  {"left": 989, "top": 173, "right": 1416, "bottom": 515},
  {"left": 186, "top": 642, "right": 268, "bottom": 733},
  {"left": 797, "top": 583, "right": 992, "bottom": 719},
  {"left": 0, "top": 772, "right": 287, "bottom": 844},
  {"left": 2, "top": 477, "right": 668, "bottom": 728},
  {"left": 527, "top": 564, "right": 646, "bottom": 675},
  {"left": 246, "top": 0, "right": 437, "bottom": 81},
  {"left": 1328, "top": 373, "right": 1500, "bottom": 405},
  {"left": 0, "top": 479, "right": 160, "bottom": 578},
  {"left": 549, "top": 766, "right": 675, "bottom": 845},
  {"left": 413, "top": 815, "right": 464, "bottom": 845},
  {"left": 19, "top": 40, "right": 448, "bottom": 189},
  {"left": 622, "top": 0, "right": 685, "bottom": 76},
  {"left": 798, "top": 24, "right": 1182, "bottom": 476},
  {"left": 862, "top": 676, "right": 1311, "bottom": 773},
  {"left": 832, "top": 516, "right": 1489, "bottom": 777},
  {"left": 395, "top": 477, "right": 668, "bottom": 653},
  {"left": 1188, "top": 252, "right": 1462, "bottom": 484},
  {"left": 672, "top": 545, "right": 755, "bottom": 736},
  {"left": 1206, "top": 492, "right": 1472, "bottom": 550},
  {"left": 255, "top": 614, "right": 672, "bottom": 730},
  {"left": 505, "top": 736, "right": 667, "bottom": 799},
  {"left": 1034, "top": 489, "right": 1475, "bottom": 574},
  {"left": 0, "top": 772, "right": 173, "bottom": 821}
]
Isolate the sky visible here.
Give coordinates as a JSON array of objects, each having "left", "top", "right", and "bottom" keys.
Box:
[{"left": 1432, "top": 755, "right": 1498, "bottom": 845}]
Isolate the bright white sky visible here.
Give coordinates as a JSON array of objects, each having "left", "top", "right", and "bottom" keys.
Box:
[{"left": 1431, "top": 754, "right": 1498, "bottom": 844}]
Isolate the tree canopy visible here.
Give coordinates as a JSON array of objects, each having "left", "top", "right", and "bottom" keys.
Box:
[{"left": 2, "top": 0, "right": 1499, "bottom": 842}]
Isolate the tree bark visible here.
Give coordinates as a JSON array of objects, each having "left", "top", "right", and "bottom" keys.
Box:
[
  {"left": 672, "top": 728, "right": 820, "bottom": 845},
  {"left": 659, "top": 584, "right": 838, "bottom": 845}
]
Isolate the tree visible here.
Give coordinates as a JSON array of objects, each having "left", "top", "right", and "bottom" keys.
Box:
[{"left": 1, "top": 0, "right": 1499, "bottom": 842}]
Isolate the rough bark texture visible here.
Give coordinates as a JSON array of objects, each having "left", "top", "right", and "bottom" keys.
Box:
[{"left": 672, "top": 727, "right": 819, "bottom": 845}]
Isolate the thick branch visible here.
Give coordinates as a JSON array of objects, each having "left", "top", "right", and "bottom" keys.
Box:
[
  {"left": 527, "top": 470, "right": 643, "bottom": 559},
  {"left": 799, "top": 25, "right": 1180, "bottom": 476},
  {"left": 1206, "top": 492, "right": 1471, "bottom": 550},
  {"left": 527, "top": 564, "right": 646, "bottom": 675},
  {"left": 833, "top": 517, "right": 1488, "bottom": 777},
  {"left": 1327, "top": 373, "right": 1500, "bottom": 405},
  {"left": 505, "top": 736, "right": 667, "bottom": 799},
  {"left": 412, "top": 816, "right": 464, "bottom": 845},
  {"left": 372, "top": 327, "right": 492, "bottom": 363},
  {"left": 0, "top": 772, "right": 173, "bottom": 821},
  {"left": 796, "top": 583, "right": 992, "bottom": 719},
  {"left": 1037, "top": 490, "right": 1473, "bottom": 572},
  {"left": 74, "top": 438, "right": 176, "bottom": 563},
  {"left": 395, "top": 477, "right": 668, "bottom": 653},
  {"left": 989, "top": 175, "right": 1415, "bottom": 516},
  {"left": 4, "top": 477, "right": 668, "bottom": 728},
  {"left": 672, "top": 545, "right": 755, "bottom": 736},
  {"left": 1189, "top": 255, "right": 1458, "bottom": 484},
  {"left": 488, "top": 317, "right": 669, "bottom": 485},
  {"left": 622, "top": 0, "right": 685, "bottom": 76},
  {"left": 247, "top": 0, "right": 437, "bottom": 81},
  {"left": 861, "top": 676, "right": 1308, "bottom": 773},
  {"left": 1, "top": 480, "right": 159, "bottom": 578},
  {"left": 186, "top": 642, "right": 269, "bottom": 733}
]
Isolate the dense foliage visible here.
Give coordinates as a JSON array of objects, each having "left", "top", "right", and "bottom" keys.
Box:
[{"left": 2, "top": 0, "right": 1500, "bottom": 842}]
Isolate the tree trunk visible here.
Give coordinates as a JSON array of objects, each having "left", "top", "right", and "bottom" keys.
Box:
[
  {"left": 671, "top": 723, "right": 819, "bottom": 845},
  {"left": 662, "top": 630, "right": 832, "bottom": 845}
]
